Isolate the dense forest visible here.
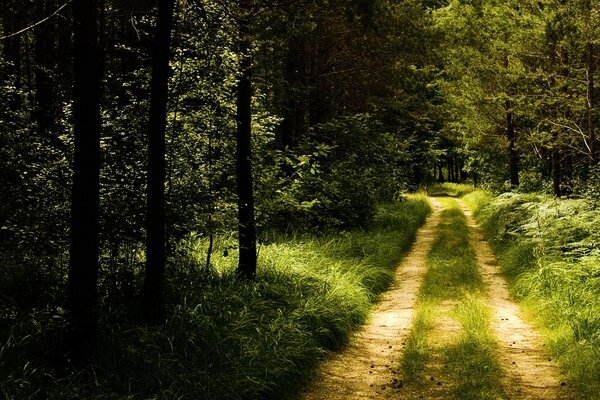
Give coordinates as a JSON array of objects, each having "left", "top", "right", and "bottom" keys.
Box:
[{"left": 1, "top": 0, "right": 599, "bottom": 399}]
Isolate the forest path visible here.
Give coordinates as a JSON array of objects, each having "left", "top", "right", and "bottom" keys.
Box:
[
  {"left": 301, "top": 197, "right": 575, "bottom": 400},
  {"left": 457, "top": 199, "right": 573, "bottom": 400},
  {"left": 300, "top": 197, "right": 444, "bottom": 400}
]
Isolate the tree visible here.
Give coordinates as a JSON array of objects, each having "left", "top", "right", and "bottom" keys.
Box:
[
  {"left": 236, "top": 0, "right": 257, "bottom": 279},
  {"left": 67, "top": 0, "right": 103, "bottom": 358},
  {"left": 143, "top": 0, "right": 176, "bottom": 324}
]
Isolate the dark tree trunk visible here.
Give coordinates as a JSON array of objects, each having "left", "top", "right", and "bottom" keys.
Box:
[
  {"left": 552, "top": 134, "right": 561, "bottom": 197},
  {"left": 588, "top": 43, "right": 596, "bottom": 167},
  {"left": 236, "top": 0, "right": 257, "bottom": 280},
  {"left": 67, "top": 0, "right": 102, "bottom": 360},
  {"left": 506, "top": 99, "right": 519, "bottom": 188},
  {"left": 438, "top": 163, "right": 444, "bottom": 183},
  {"left": 143, "top": 0, "right": 175, "bottom": 325},
  {"left": 447, "top": 158, "right": 454, "bottom": 182},
  {"left": 454, "top": 158, "right": 460, "bottom": 182},
  {"left": 278, "top": 37, "right": 308, "bottom": 149}
]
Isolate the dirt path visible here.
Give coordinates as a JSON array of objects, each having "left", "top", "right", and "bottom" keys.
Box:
[
  {"left": 301, "top": 197, "right": 574, "bottom": 400},
  {"left": 300, "top": 198, "right": 443, "bottom": 400},
  {"left": 457, "top": 199, "right": 573, "bottom": 400}
]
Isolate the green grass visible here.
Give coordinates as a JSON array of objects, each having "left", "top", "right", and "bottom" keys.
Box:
[
  {"left": 397, "top": 198, "right": 502, "bottom": 399},
  {"left": 399, "top": 301, "right": 436, "bottom": 382},
  {"left": 425, "top": 182, "right": 477, "bottom": 197},
  {"left": 463, "top": 190, "right": 600, "bottom": 400},
  {"left": 444, "top": 297, "right": 504, "bottom": 400},
  {"left": 420, "top": 198, "right": 483, "bottom": 300},
  {"left": 0, "top": 195, "right": 431, "bottom": 400}
]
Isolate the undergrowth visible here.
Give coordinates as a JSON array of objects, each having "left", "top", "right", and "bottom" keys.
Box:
[
  {"left": 463, "top": 190, "right": 600, "bottom": 400},
  {"left": 0, "top": 195, "right": 431, "bottom": 400},
  {"left": 424, "top": 182, "right": 476, "bottom": 198}
]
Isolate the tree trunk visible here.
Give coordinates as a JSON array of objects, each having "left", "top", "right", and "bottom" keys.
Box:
[
  {"left": 438, "top": 163, "right": 444, "bottom": 183},
  {"left": 67, "top": 0, "right": 102, "bottom": 360},
  {"left": 143, "top": 0, "right": 175, "bottom": 325},
  {"left": 278, "top": 36, "right": 308, "bottom": 149},
  {"left": 236, "top": 0, "right": 257, "bottom": 280},
  {"left": 588, "top": 42, "right": 596, "bottom": 167},
  {"left": 552, "top": 132, "right": 561, "bottom": 197},
  {"left": 505, "top": 99, "right": 519, "bottom": 188}
]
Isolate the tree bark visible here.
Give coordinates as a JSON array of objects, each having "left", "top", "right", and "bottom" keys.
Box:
[
  {"left": 143, "top": 0, "right": 175, "bottom": 325},
  {"left": 505, "top": 98, "right": 519, "bottom": 188},
  {"left": 588, "top": 42, "right": 596, "bottom": 167},
  {"left": 278, "top": 36, "right": 308, "bottom": 149},
  {"left": 552, "top": 139, "right": 561, "bottom": 197},
  {"left": 67, "top": 0, "right": 102, "bottom": 360},
  {"left": 236, "top": 0, "right": 257, "bottom": 280}
]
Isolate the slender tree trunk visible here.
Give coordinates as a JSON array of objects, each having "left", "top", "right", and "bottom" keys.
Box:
[
  {"left": 588, "top": 42, "right": 596, "bottom": 167},
  {"left": 143, "top": 0, "right": 175, "bottom": 324},
  {"left": 236, "top": 0, "right": 257, "bottom": 280},
  {"left": 505, "top": 99, "right": 519, "bottom": 188},
  {"left": 438, "top": 163, "right": 444, "bottom": 183},
  {"left": 454, "top": 158, "right": 460, "bottom": 182},
  {"left": 67, "top": 0, "right": 102, "bottom": 360},
  {"left": 278, "top": 37, "right": 308, "bottom": 149},
  {"left": 552, "top": 132, "right": 561, "bottom": 197}
]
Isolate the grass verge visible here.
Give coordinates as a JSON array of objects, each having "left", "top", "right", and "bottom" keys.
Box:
[
  {"left": 463, "top": 190, "right": 600, "bottom": 400},
  {"left": 425, "top": 182, "right": 477, "bottom": 198},
  {"left": 0, "top": 195, "right": 431, "bottom": 400},
  {"left": 396, "top": 197, "right": 503, "bottom": 399}
]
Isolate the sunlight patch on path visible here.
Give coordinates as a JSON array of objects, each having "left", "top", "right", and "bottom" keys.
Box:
[
  {"left": 301, "top": 198, "right": 443, "bottom": 400},
  {"left": 457, "top": 200, "right": 574, "bottom": 400}
]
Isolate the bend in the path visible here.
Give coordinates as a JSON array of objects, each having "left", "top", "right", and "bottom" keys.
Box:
[
  {"left": 301, "top": 198, "right": 443, "bottom": 400},
  {"left": 457, "top": 199, "right": 574, "bottom": 400}
]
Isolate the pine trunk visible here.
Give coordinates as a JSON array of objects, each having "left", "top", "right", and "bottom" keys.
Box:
[
  {"left": 506, "top": 99, "right": 519, "bottom": 188},
  {"left": 236, "top": 0, "right": 257, "bottom": 280},
  {"left": 67, "top": 0, "right": 102, "bottom": 360},
  {"left": 143, "top": 0, "right": 175, "bottom": 325},
  {"left": 588, "top": 43, "right": 596, "bottom": 167}
]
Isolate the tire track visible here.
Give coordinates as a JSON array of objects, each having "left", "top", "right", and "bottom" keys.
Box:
[
  {"left": 457, "top": 199, "right": 574, "bottom": 400},
  {"left": 301, "top": 198, "right": 443, "bottom": 400}
]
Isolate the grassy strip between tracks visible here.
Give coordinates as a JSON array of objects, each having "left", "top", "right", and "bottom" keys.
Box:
[{"left": 396, "top": 197, "right": 504, "bottom": 400}]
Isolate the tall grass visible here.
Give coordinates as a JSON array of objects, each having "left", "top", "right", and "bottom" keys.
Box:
[
  {"left": 444, "top": 297, "right": 504, "bottom": 400},
  {"left": 0, "top": 195, "right": 431, "bottom": 400},
  {"left": 463, "top": 190, "right": 600, "bottom": 399}
]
